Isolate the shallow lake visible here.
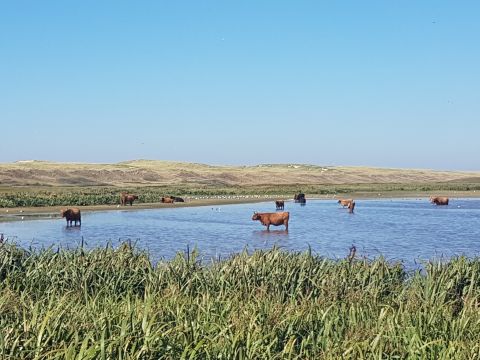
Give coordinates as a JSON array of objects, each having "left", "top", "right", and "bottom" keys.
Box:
[{"left": 1, "top": 199, "right": 480, "bottom": 267}]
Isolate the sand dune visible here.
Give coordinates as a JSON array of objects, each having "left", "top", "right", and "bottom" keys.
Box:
[{"left": 0, "top": 160, "right": 478, "bottom": 187}]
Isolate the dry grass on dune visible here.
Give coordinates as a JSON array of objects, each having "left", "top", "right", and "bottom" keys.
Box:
[{"left": 0, "top": 160, "right": 478, "bottom": 187}]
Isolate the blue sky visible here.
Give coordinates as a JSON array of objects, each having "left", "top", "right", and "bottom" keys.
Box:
[{"left": 1, "top": 1, "right": 479, "bottom": 170}]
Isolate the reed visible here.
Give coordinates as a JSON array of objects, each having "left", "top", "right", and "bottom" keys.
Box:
[{"left": 1, "top": 243, "right": 479, "bottom": 359}]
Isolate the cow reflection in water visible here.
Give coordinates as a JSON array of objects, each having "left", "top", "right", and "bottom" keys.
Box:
[{"left": 253, "top": 229, "right": 289, "bottom": 238}]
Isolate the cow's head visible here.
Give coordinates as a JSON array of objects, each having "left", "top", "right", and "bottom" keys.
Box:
[{"left": 252, "top": 212, "right": 260, "bottom": 220}]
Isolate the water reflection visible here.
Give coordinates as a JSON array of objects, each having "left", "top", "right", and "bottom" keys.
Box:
[{"left": 253, "top": 230, "right": 290, "bottom": 238}]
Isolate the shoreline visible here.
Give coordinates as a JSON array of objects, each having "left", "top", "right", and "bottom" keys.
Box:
[{"left": 1, "top": 191, "right": 479, "bottom": 222}]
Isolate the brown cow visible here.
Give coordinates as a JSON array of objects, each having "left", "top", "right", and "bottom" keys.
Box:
[
  {"left": 337, "top": 199, "right": 353, "bottom": 208},
  {"left": 120, "top": 193, "right": 138, "bottom": 206},
  {"left": 348, "top": 200, "right": 356, "bottom": 213},
  {"left": 430, "top": 196, "right": 449, "bottom": 205},
  {"left": 275, "top": 200, "right": 285, "bottom": 210},
  {"left": 61, "top": 208, "right": 81, "bottom": 227},
  {"left": 161, "top": 196, "right": 184, "bottom": 203},
  {"left": 120, "top": 192, "right": 127, "bottom": 206},
  {"left": 252, "top": 211, "right": 289, "bottom": 231}
]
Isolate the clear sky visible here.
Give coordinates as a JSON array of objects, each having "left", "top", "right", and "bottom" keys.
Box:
[{"left": 1, "top": 1, "right": 479, "bottom": 170}]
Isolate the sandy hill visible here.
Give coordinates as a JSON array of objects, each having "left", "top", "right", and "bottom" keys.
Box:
[{"left": 0, "top": 160, "right": 478, "bottom": 187}]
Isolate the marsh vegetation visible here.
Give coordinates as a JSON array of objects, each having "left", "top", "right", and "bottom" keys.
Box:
[
  {"left": 1, "top": 182, "right": 480, "bottom": 208},
  {"left": 1, "top": 243, "right": 479, "bottom": 359}
]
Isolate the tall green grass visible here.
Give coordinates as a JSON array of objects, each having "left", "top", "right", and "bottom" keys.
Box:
[{"left": 0, "top": 243, "right": 479, "bottom": 359}]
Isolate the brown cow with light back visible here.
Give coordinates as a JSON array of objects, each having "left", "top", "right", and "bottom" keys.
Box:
[
  {"left": 337, "top": 199, "right": 353, "bottom": 208},
  {"left": 120, "top": 193, "right": 139, "bottom": 206},
  {"left": 430, "top": 196, "right": 449, "bottom": 206},
  {"left": 252, "top": 212, "right": 289, "bottom": 231},
  {"left": 61, "top": 208, "right": 81, "bottom": 227}
]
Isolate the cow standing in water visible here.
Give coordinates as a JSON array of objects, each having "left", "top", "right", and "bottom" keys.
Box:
[
  {"left": 275, "top": 200, "right": 285, "bottom": 210},
  {"left": 430, "top": 196, "right": 449, "bottom": 205},
  {"left": 252, "top": 212, "right": 289, "bottom": 231},
  {"left": 61, "top": 208, "right": 81, "bottom": 227},
  {"left": 337, "top": 199, "right": 353, "bottom": 208},
  {"left": 348, "top": 200, "right": 356, "bottom": 213},
  {"left": 294, "top": 193, "right": 306, "bottom": 204}
]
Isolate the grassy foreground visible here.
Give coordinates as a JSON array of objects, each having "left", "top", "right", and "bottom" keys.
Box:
[{"left": 1, "top": 244, "right": 479, "bottom": 359}]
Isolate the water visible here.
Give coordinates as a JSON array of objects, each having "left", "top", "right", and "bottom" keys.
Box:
[{"left": 1, "top": 199, "right": 480, "bottom": 267}]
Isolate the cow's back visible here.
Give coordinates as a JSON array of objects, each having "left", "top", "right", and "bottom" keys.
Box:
[{"left": 70, "top": 208, "right": 81, "bottom": 219}]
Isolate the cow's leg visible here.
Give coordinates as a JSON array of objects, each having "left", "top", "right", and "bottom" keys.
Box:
[
  {"left": 267, "top": 224, "right": 270, "bottom": 231},
  {"left": 285, "top": 220, "right": 289, "bottom": 231}
]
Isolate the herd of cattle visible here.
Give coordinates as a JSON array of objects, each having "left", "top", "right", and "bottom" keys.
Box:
[
  {"left": 60, "top": 193, "right": 184, "bottom": 227},
  {"left": 59, "top": 192, "right": 451, "bottom": 229}
]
